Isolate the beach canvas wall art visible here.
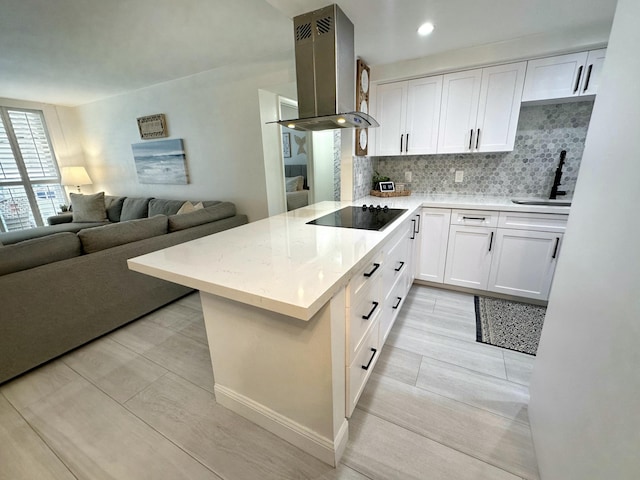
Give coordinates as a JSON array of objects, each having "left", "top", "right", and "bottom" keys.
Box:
[{"left": 131, "top": 138, "right": 188, "bottom": 184}]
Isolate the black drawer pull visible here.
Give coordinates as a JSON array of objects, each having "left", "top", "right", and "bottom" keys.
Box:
[
  {"left": 361, "top": 348, "right": 377, "bottom": 370},
  {"left": 468, "top": 129, "right": 473, "bottom": 150},
  {"left": 393, "top": 296, "right": 402, "bottom": 309},
  {"left": 400, "top": 134, "right": 404, "bottom": 153},
  {"left": 583, "top": 64, "right": 593, "bottom": 92},
  {"left": 415, "top": 213, "right": 421, "bottom": 233},
  {"left": 573, "top": 65, "right": 583, "bottom": 94},
  {"left": 411, "top": 219, "right": 416, "bottom": 239},
  {"left": 476, "top": 128, "right": 480, "bottom": 149},
  {"left": 552, "top": 237, "right": 560, "bottom": 259},
  {"left": 488, "top": 231, "right": 494, "bottom": 252},
  {"left": 363, "top": 263, "right": 380, "bottom": 277},
  {"left": 362, "top": 301, "right": 379, "bottom": 320},
  {"left": 462, "top": 216, "right": 486, "bottom": 221},
  {"left": 394, "top": 261, "right": 405, "bottom": 272}
]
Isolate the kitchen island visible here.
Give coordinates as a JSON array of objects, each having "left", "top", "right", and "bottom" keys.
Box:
[{"left": 128, "top": 196, "right": 569, "bottom": 465}]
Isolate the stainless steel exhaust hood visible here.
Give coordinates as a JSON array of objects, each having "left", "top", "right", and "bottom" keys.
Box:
[{"left": 274, "top": 4, "right": 378, "bottom": 132}]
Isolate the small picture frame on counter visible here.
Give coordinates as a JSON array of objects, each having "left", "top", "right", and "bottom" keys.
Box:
[{"left": 379, "top": 181, "right": 395, "bottom": 192}]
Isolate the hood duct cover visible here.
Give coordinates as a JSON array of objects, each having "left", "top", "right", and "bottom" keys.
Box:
[{"left": 273, "top": 4, "right": 378, "bottom": 132}]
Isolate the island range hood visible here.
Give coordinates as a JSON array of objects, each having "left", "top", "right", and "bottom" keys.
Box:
[{"left": 274, "top": 4, "right": 378, "bottom": 132}]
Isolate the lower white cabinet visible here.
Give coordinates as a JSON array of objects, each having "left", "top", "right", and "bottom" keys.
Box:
[
  {"left": 487, "top": 229, "right": 562, "bottom": 300},
  {"left": 444, "top": 225, "right": 495, "bottom": 290},
  {"left": 416, "top": 208, "right": 451, "bottom": 283}
]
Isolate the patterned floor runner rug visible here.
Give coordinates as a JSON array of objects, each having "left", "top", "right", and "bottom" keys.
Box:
[{"left": 474, "top": 296, "right": 546, "bottom": 355}]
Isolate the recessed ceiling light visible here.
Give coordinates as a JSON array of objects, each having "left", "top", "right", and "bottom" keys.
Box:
[{"left": 418, "top": 22, "right": 435, "bottom": 36}]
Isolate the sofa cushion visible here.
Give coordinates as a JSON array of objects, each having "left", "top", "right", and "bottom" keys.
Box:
[
  {"left": 168, "top": 202, "right": 236, "bottom": 232},
  {"left": 78, "top": 215, "right": 168, "bottom": 254},
  {"left": 120, "top": 197, "right": 153, "bottom": 221},
  {"left": 285, "top": 176, "right": 304, "bottom": 192},
  {"left": 105, "top": 195, "right": 126, "bottom": 222},
  {"left": 148, "top": 199, "right": 187, "bottom": 217},
  {"left": 0, "top": 232, "right": 81, "bottom": 275},
  {"left": 70, "top": 192, "right": 108, "bottom": 222}
]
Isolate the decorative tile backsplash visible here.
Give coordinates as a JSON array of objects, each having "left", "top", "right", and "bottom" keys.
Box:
[
  {"left": 369, "top": 101, "right": 594, "bottom": 199},
  {"left": 353, "top": 154, "right": 375, "bottom": 200}
]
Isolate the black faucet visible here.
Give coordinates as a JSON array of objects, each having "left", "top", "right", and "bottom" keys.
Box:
[{"left": 550, "top": 150, "right": 567, "bottom": 199}]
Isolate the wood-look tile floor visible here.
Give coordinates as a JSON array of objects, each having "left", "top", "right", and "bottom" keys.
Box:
[{"left": 0, "top": 285, "right": 538, "bottom": 479}]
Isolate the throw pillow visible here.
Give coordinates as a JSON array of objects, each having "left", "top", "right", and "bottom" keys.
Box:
[
  {"left": 70, "top": 192, "right": 108, "bottom": 223},
  {"left": 104, "top": 196, "right": 126, "bottom": 222},
  {"left": 176, "top": 201, "right": 205, "bottom": 215},
  {"left": 148, "top": 198, "right": 187, "bottom": 217},
  {"left": 285, "top": 176, "right": 303, "bottom": 193}
]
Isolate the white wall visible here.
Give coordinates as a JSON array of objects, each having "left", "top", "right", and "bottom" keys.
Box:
[
  {"left": 529, "top": 0, "right": 640, "bottom": 477},
  {"left": 75, "top": 58, "right": 294, "bottom": 222}
]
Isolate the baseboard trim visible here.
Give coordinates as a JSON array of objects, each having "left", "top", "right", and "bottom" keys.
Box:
[{"left": 214, "top": 384, "right": 348, "bottom": 466}]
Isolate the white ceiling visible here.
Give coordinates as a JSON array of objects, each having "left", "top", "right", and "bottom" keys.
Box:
[{"left": 0, "top": 0, "right": 617, "bottom": 107}]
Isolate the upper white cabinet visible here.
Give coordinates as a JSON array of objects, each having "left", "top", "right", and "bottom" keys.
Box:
[
  {"left": 375, "top": 76, "right": 443, "bottom": 155},
  {"left": 438, "top": 62, "right": 526, "bottom": 154},
  {"left": 522, "top": 49, "right": 607, "bottom": 102}
]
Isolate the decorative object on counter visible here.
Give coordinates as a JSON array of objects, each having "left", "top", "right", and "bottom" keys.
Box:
[
  {"left": 370, "top": 189, "right": 411, "bottom": 197},
  {"left": 355, "top": 58, "right": 371, "bottom": 156},
  {"left": 395, "top": 183, "right": 405, "bottom": 192},
  {"left": 137, "top": 113, "right": 167, "bottom": 139},
  {"left": 379, "top": 181, "right": 395, "bottom": 192},
  {"left": 474, "top": 295, "right": 546, "bottom": 355},
  {"left": 59, "top": 204, "right": 69, "bottom": 212},
  {"left": 372, "top": 170, "right": 390, "bottom": 190},
  {"left": 132, "top": 138, "right": 188, "bottom": 184},
  {"left": 282, "top": 132, "right": 291, "bottom": 158}
]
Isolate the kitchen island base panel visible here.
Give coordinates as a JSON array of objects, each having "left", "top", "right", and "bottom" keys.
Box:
[{"left": 201, "top": 290, "right": 348, "bottom": 466}]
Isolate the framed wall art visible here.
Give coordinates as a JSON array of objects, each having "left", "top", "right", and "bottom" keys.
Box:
[
  {"left": 137, "top": 114, "right": 168, "bottom": 139},
  {"left": 282, "top": 132, "right": 291, "bottom": 158},
  {"left": 131, "top": 138, "right": 188, "bottom": 184}
]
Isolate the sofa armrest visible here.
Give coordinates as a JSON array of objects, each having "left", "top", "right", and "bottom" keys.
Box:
[{"left": 47, "top": 213, "right": 73, "bottom": 225}]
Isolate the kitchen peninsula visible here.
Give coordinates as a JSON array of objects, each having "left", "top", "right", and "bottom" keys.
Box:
[{"left": 128, "top": 197, "right": 569, "bottom": 465}]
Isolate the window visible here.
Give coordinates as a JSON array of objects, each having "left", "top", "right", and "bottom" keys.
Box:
[{"left": 0, "top": 107, "right": 66, "bottom": 232}]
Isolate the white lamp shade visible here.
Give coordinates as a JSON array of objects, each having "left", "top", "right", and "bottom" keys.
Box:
[{"left": 60, "top": 166, "right": 92, "bottom": 186}]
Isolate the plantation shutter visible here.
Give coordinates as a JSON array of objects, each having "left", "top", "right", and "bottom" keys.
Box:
[{"left": 0, "top": 107, "right": 64, "bottom": 232}]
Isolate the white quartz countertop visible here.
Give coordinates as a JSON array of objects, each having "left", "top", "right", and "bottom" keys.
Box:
[{"left": 128, "top": 195, "right": 569, "bottom": 321}]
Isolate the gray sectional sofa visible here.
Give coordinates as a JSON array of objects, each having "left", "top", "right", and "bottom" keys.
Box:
[{"left": 0, "top": 193, "right": 248, "bottom": 384}]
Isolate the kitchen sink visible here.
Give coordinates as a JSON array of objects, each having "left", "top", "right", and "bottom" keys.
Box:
[{"left": 512, "top": 199, "right": 572, "bottom": 206}]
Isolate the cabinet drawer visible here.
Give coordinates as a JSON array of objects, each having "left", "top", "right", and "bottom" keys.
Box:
[
  {"left": 347, "top": 252, "right": 383, "bottom": 307},
  {"left": 450, "top": 209, "right": 498, "bottom": 227},
  {"left": 347, "top": 276, "right": 382, "bottom": 361},
  {"left": 498, "top": 211, "right": 568, "bottom": 233},
  {"left": 380, "top": 269, "right": 408, "bottom": 345},
  {"left": 383, "top": 225, "right": 410, "bottom": 292},
  {"left": 346, "top": 320, "right": 380, "bottom": 417}
]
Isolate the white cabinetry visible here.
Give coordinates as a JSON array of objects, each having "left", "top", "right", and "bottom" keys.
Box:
[
  {"left": 487, "top": 211, "right": 567, "bottom": 300},
  {"left": 522, "top": 49, "right": 607, "bottom": 102},
  {"left": 443, "top": 210, "right": 498, "bottom": 289},
  {"left": 375, "top": 76, "right": 443, "bottom": 155},
  {"left": 437, "top": 62, "right": 526, "bottom": 153},
  {"left": 416, "top": 208, "right": 451, "bottom": 283}
]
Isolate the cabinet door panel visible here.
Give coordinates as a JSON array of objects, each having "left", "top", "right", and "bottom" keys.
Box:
[
  {"left": 444, "top": 225, "right": 494, "bottom": 290},
  {"left": 476, "top": 62, "right": 526, "bottom": 152},
  {"left": 405, "top": 76, "right": 443, "bottom": 154},
  {"left": 487, "top": 230, "right": 561, "bottom": 300},
  {"left": 582, "top": 48, "right": 606, "bottom": 96},
  {"left": 416, "top": 208, "right": 451, "bottom": 283},
  {"left": 437, "top": 69, "right": 482, "bottom": 153},
  {"left": 375, "top": 82, "right": 407, "bottom": 155},
  {"left": 522, "top": 52, "right": 589, "bottom": 101}
]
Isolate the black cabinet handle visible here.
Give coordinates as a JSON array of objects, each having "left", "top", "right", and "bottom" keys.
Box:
[
  {"left": 406, "top": 133, "right": 410, "bottom": 153},
  {"left": 361, "top": 348, "right": 377, "bottom": 370},
  {"left": 468, "top": 129, "right": 473, "bottom": 150},
  {"left": 362, "top": 301, "right": 379, "bottom": 320},
  {"left": 411, "top": 219, "right": 416, "bottom": 239},
  {"left": 583, "top": 64, "right": 593, "bottom": 92},
  {"left": 488, "top": 231, "right": 494, "bottom": 252},
  {"left": 552, "top": 237, "right": 560, "bottom": 259},
  {"left": 394, "top": 261, "right": 405, "bottom": 272},
  {"left": 400, "top": 134, "right": 404, "bottom": 153},
  {"left": 363, "top": 263, "right": 380, "bottom": 277},
  {"left": 462, "top": 216, "right": 486, "bottom": 221},
  {"left": 573, "top": 65, "right": 584, "bottom": 94},
  {"left": 476, "top": 128, "right": 480, "bottom": 149},
  {"left": 415, "top": 214, "right": 421, "bottom": 233},
  {"left": 393, "top": 296, "right": 402, "bottom": 309}
]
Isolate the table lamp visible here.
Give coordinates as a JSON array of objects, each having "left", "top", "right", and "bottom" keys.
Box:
[{"left": 61, "top": 166, "right": 92, "bottom": 193}]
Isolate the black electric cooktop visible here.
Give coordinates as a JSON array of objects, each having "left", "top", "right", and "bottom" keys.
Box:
[{"left": 307, "top": 205, "right": 407, "bottom": 231}]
